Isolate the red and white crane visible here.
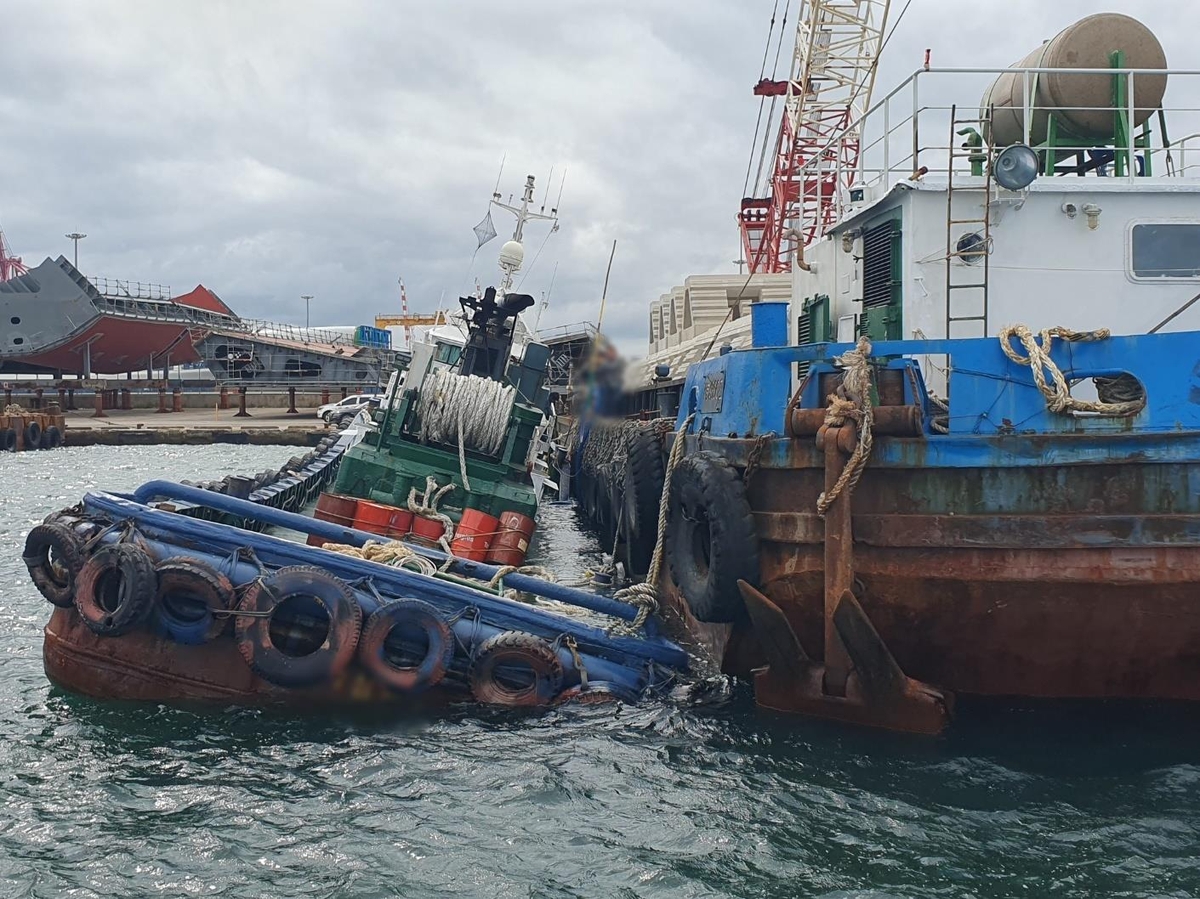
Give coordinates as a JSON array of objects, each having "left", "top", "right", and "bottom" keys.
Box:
[
  {"left": 0, "top": 224, "right": 28, "bottom": 282},
  {"left": 739, "top": 0, "right": 891, "bottom": 273}
]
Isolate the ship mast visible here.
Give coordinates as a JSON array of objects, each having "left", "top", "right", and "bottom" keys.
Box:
[
  {"left": 490, "top": 174, "right": 559, "bottom": 294},
  {"left": 739, "top": 0, "right": 891, "bottom": 273}
]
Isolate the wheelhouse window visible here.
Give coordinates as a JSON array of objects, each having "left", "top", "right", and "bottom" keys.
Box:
[{"left": 1130, "top": 223, "right": 1200, "bottom": 280}]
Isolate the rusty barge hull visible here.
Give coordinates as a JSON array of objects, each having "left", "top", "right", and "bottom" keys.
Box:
[{"left": 663, "top": 431, "right": 1200, "bottom": 701}]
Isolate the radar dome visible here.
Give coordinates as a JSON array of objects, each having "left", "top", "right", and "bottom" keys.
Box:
[{"left": 498, "top": 240, "right": 525, "bottom": 269}]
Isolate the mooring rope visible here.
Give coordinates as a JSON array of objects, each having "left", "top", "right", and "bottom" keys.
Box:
[
  {"left": 816, "top": 337, "right": 875, "bottom": 518},
  {"left": 406, "top": 475, "right": 457, "bottom": 558},
  {"left": 998, "top": 324, "right": 1145, "bottom": 417},
  {"left": 321, "top": 539, "right": 440, "bottom": 576},
  {"left": 611, "top": 412, "right": 697, "bottom": 634}
]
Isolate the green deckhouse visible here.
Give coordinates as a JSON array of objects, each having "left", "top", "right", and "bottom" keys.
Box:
[{"left": 334, "top": 288, "right": 551, "bottom": 525}]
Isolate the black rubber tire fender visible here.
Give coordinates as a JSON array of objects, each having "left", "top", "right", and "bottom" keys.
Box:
[
  {"left": 665, "top": 451, "right": 759, "bottom": 624},
  {"left": 154, "top": 557, "right": 236, "bottom": 644},
  {"left": 23, "top": 420, "right": 41, "bottom": 449},
  {"left": 469, "top": 631, "right": 565, "bottom": 707},
  {"left": 40, "top": 425, "right": 63, "bottom": 450},
  {"left": 74, "top": 543, "right": 158, "bottom": 636},
  {"left": 23, "top": 521, "right": 87, "bottom": 608},
  {"left": 619, "top": 425, "right": 665, "bottom": 576},
  {"left": 357, "top": 598, "right": 455, "bottom": 692},
  {"left": 235, "top": 565, "right": 362, "bottom": 687},
  {"left": 1, "top": 428, "right": 15, "bottom": 452}
]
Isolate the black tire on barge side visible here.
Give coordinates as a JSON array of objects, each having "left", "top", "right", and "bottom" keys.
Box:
[
  {"left": 619, "top": 425, "right": 665, "bottom": 576},
  {"left": 665, "top": 451, "right": 759, "bottom": 624}
]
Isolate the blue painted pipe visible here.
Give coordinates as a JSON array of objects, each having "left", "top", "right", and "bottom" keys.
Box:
[
  {"left": 131, "top": 480, "right": 646, "bottom": 623},
  {"left": 88, "top": 491, "right": 688, "bottom": 670}
]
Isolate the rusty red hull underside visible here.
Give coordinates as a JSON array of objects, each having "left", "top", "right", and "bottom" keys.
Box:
[
  {"left": 15, "top": 316, "right": 200, "bottom": 374},
  {"left": 43, "top": 608, "right": 446, "bottom": 709},
  {"left": 661, "top": 439, "right": 1200, "bottom": 703}
]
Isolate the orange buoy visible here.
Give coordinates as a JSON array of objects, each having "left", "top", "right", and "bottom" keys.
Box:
[
  {"left": 450, "top": 508, "right": 499, "bottom": 561},
  {"left": 485, "top": 511, "right": 536, "bottom": 566},
  {"left": 353, "top": 500, "right": 396, "bottom": 536},
  {"left": 308, "top": 493, "right": 359, "bottom": 547}
]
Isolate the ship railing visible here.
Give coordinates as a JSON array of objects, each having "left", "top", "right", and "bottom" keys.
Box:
[
  {"left": 537, "top": 321, "right": 598, "bottom": 342},
  {"left": 90, "top": 293, "right": 238, "bottom": 329},
  {"left": 90, "top": 277, "right": 172, "bottom": 301},
  {"left": 777, "top": 65, "right": 1200, "bottom": 236}
]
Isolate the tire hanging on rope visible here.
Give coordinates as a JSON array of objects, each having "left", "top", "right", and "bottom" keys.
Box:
[
  {"left": 357, "top": 599, "right": 456, "bottom": 692},
  {"left": 74, "top": 543, "right": 158, "bottom": 636},
  {"left": 153, "top": 557, "right": 236, "bottom": 644},
  {"left": 665, "top": 451, "right": 760, "bottom": 624},
  {"left": 469, "top": 631, "right": 564, "bottom": 707},
  {"left": 23, "top": 521, "right": 87, "bottom": 608},
  {"left": 235, "top": 565, "right": 362, "bottom": 687}
]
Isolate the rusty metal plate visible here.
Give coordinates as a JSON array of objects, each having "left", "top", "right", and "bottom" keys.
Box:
[{"left": 701, "top": 371, "right": 725, "bottom": 413}]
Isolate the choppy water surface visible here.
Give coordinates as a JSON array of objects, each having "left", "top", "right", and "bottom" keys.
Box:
[{"left": 1, "top": 446, "right": 1199, "bottom": 898}]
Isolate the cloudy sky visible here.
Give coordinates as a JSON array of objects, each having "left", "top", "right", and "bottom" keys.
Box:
[{"left": 0, "top": 0, "right": 1191, "bottom": 354}]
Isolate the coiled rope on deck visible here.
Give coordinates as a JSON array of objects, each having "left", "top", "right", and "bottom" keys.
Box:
[
  {"left": 999, "top": 325, "right": 1145, "bottom": 417},
  {"left": 816, "top": 337, "right": 875, "bottom": 518},
  {"left": 322, "top": 539, "right": 439, "bottom": 576}
]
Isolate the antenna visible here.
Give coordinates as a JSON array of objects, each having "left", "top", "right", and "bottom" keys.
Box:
[
  {"left": 552, "top": 169, "right": 567, "bottom": 216},
  {"left": 492, "top": 153, "right": 506, "bottom": 200},
  {"left": 596, "top": 240, "right": 618, "bottom": 334},
  {"left": 540, "top": 166, "right": 555, "bottom": 213}
]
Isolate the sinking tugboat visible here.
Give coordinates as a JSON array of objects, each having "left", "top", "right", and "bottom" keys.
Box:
[
  {"left": 28, "top": 477, "right": 687, "bottom": 708},
  {"left": 570, "top": 13, "right": 1200, "bottom": 732}
]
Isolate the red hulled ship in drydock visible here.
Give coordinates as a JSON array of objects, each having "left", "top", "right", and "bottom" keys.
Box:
[{"left": 568, "top": 7, "right": 1200, "bottom": 732}]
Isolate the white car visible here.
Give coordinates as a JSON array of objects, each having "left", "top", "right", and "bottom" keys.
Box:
[{"left": 316, "top": 393, "right": 381, "bottom": 423}]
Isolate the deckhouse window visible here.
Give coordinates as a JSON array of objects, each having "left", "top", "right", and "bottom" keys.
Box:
[{"left": 1130, "top": 224, "right": 1200, "bottom": 280}]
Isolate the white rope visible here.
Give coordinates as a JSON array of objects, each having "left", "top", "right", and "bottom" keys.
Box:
[
  {"left": 999, "top": 325, "right": 1145, "bottom": 417},
  {"left": 406, "top": 475, "right": 457, "bottom": 559},
  {"left": 816, "top": 337, "right": 874, "bottom": 518},
  {"left": 417, "top": 368, "right": 515, "bottom": 459}
]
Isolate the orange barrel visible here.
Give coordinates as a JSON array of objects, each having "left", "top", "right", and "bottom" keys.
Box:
[
  {"left": 386, "top": 509, "right": 414, "bottom": 538},
  {"left": 410, "top": 515, "right": 446, "bottom": 543},
  {"left": 485, "top": 511, "right": 536, "bottom": 566},
  {"left": 450, "top": 508, "right": 499, "bottom": 561},
  {"left": 307, "top": 492, "right": 359, "bottom": 547},
  {"left": 354, "top": 500, "right": 396, "bottom": 536}
]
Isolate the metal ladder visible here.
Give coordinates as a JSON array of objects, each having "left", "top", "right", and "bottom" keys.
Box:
[{"left": 944, "top": 105, "right": 994, "bottom": 339}]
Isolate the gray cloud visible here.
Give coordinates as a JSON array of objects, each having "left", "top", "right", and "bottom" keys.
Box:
[{"left": 0, "top": 0, "right": 1191, "bottom": 354}]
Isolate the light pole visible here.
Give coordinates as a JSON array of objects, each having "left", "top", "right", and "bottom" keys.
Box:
[
  {"left": 301, "top": 295, "right": 313, "bottom": 329},
  {"left": 65, "top": 232, "right": 87, "bottom": 269}
]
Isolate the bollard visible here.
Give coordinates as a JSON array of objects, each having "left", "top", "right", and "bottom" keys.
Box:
[
  {"left": 340, "top": 387, "right": 348, "bottom": 400},
  {"left": 156, "top": 386, "right": 169, "bottom": 414},
  {"left": 172, "top": 388, "right": 184, "bottom": 413},
  {"left": 58, "top": 388, "right": 67, "bottom": 410},
  {"left": 92, "top": 391, "right": 106, "bottom": 418},
  {"left": 121, "top": 388, "right": 132, "bottom": 411},
  {"left": 3, "top": 388, "right": 11, "bottom": 407},
  {"left": 67, "top": 389, "right": 77, "bottom": 411},
  {"left": 287, "top": 386, "right": 298, "bottom": 414},
  {"left": 321, "top": 388, "right": 330, "bottom": 405},
  {"left": 235, "top": 387, "right": 251, "bottom": 418},
  {"left": 219, "top": 386, "right": 229, "bottom": 410},
  {"left": 34, "top": 387, "right": 43, "bottom": 410}
]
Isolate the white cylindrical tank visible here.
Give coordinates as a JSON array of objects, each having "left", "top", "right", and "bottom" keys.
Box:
[{"left": 982, "top": 13, "right": 1167, "bottom": 147}]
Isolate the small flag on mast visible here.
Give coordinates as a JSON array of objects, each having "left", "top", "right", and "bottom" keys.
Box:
[{"left": 473, "top": 212, "right": 497, "bottom": 249}]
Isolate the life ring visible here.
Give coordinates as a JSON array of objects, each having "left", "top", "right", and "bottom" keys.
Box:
[
  {"left": 23, "top": 521, "right": 87, "bottom": 608},
  {"left": 469, "top": 631, "right": 564, "bottom": 706},
  {"left": 1, "top": 428, "right": 15, "bottom": 452},
  {"left": 618, "top": 424, "right": 665, "bottom": 576},
  {"left": 40, "top": 425, "right": 63, "bottom": 450},
  {"left": 74, "top": 543, "right": 158, "bottom": 636},
  {"left": 153, "top": 557, "right": 236, "bottom": 644},
  {"left": 665, "top": 451, "right": 760, "bottom": 623},
  {"left": 357, "top": 598, "right": 455, "bottom": 692},
  {"left": 23, "top": 420, "right": 41, "bottom": 449},
  {"left": 235, "top": 565, "right": 362, "bottom": 687}
]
